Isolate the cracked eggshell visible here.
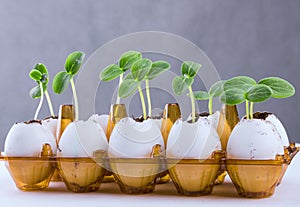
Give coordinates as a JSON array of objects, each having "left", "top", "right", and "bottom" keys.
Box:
[
  {"left": 108, "top": 117, "right": 164, "bottom": 158},
  {"left": 88, "top": 114, "right": 109, "bottom": 133},
  {"left": 58, "top": 120, "right": 108, "bottom": 157},
  {"left": 227, "top": 118, "right": 284, "bottom": 160},
  {"left": 166, "top": 117, "right": 221, "bottom": 159},
  {"left": 207, "top": 111, "right": 220, "bottom": 130},
  {"left": 42, "top": 117, "right": 58, "bottom": 139},
  {"left": 187, "top": 111, "right": 220, "bottom": 130},
  {"left": 265, "top": 114, "right": 289, "bottom": 147},
  {"left": 5, "top": 122, "right": 57, "bottom": 156}
]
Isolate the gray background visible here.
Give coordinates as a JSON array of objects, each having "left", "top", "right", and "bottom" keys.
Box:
[{"left": 0, "top": 0, "right": 299, "bottom": 150}]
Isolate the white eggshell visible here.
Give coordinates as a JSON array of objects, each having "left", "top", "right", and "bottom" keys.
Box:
[
  {"left": 89, "top": 114, "right": 109, "bottom": 133},
  {"left": 108, "top": 117, "right": 164, "bottom": 158},
  {"left": 58, "top": 120, "right": 108, "bottom": 157},
  {"left": 42, "top": 117, "right": 58, "bottom": 139},
  {"left": 166, "top": 117, "right": 221, "bottom": 159},
  {"left": 207, "top": 111, "right": 220, "bottom": 130},
  {"left": 186, "top": 111, "right": 220, "bottom": 130},
  {"left": 227, "top": 118, "right": 284, "bottom": 160},
  {"left": 5, "top": 122, "right": 57, "bottom": 156},
  {"left": 266, "top": 114, "right": 289, "bottom": 147},
  {"left": 152, "top": 118, "right": 162, "bottom": 129}
]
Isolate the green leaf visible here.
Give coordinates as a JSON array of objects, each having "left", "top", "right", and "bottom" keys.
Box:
[
  {"left": 124, "top": 73, "right": 134, "bottom": 81},
  {"left": 246, "top": 85, "right": 272, "bottom": 103},
  {"left": 209, "top": 80, "right": 225, "bottom": 97},
  {"left": 193, "top": 91, "right": 210, "bottom": 100},
  {"left": 29, "top": 63, "right": 49, "bottom": 85},
  {"left": 220, "top": 89, "right": 246, "bottom": 105},
  {"left": 172, "top": 76, "right": 194, "bottom": 96},
  {"left": 29, "top": 63, "right": 49, "bottom": 97},
  {"left": 40, "top": 73, "right": 49, "bottom": 85},
  {"left": 52, "top": 71, "right": 72, "bottom": 94},
  {"left": 65, "top": 51, "right": 85, "bottom": 75},
  {"left": 131, "top": 58, "right": 152, "bottom": 81},
  {"left": 223, "top": 76, "right": 256, "bottom": 92},
  {"left": 33, "top": 63, "right": 48, "bottom": 75},
  {"left": 181, "top": 61, "right": 202, "bottom": 78},
  {"left": 118, "top": 79, "right": 140, "bottom": 98},
  {"left": 29, "top": 84, "right": 47, "bottom": 99},
  {"left": 119, "top": 51, "right": 142, "bottom": 71},
  {"left": 145, "top": 61, "right": 170, "bottom": 80},
  {"left": 258, "top": 77, "right": 295, "bottom": 99},
  {"left": 29, "top": 69, "right": 42, "bottom": 81},
  {"left": 100, "top": 64, "right": 123, "bottom": 81}
]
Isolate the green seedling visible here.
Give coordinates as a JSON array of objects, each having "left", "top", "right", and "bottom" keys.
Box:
[
  {"left": 52, "top": 51, "right": 85, "bottom": 121},
  {"left": 192, "top": 80, "right": 224, "bottom": 115},
  {"left": 29, "top": 63, "right": 55, "bottom": 120},
  {"left": 220, "top": 76, "right": 295, "bottom": 119},
  {"left": 144, "top": 61, "right": 170, "bottom": 117},
  {"left": 100, "top": 51, "right": 142, "bottom": 104},
  {"left": 100, "top": 50, "right": 171, "bottom": 117},
  {"left": 172, "top": 61, "right": 202, "bottom": 123},
  {"left": 118, "top": 58, "right": 152, "bottom": 120}
]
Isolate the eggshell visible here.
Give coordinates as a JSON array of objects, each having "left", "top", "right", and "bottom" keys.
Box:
[
  {"left": 227, "top": 118, "right": 284, "bottom": 160},
  {"left": 42, "top": 117, "right": 58, "bottom": 139},
  {"left": 89, "top": 114, "right": 109, "bottom": 133},
  {"left": 108, "top": 117, "right": 164, "bottom": 158},
  {"left": 5, "top": 122, "right": 57, "bottom": 156},
  {"left": 207, "top": 111, "right": 220, "bottom": 130},
  {"left": 58, "top": 120, "right": 108, "bottom": 157},
  {"left": 187, "top": 111, "right": 220, "bottom": 130},
  {"left": 166, "top": 117, "right": 221, "bottom": 159},
  {"left": 152, "top": 118, "right": 162, "bottom": 129},
  {"left": 266, "top": 114, "right": 289, "bottom": 147}
]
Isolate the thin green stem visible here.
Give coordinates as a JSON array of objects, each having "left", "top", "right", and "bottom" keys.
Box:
[
  {"left": 188, "top": 86, "right": 196, "bottom": 123},
  {"left": 138, "top": 85, "right": 147, "bottom": 120},
  {"left": 34, "top": 82, "right": 44, "bottom": 120},
  {"left": 116, "top": 73, "right": 124, "bottom": 104},
  {"left": 245, "top": 100, "right": 249, "bottom": 119},
  {"left": 250, "top": 102, "right": 254, "bottom": 119},
  {"left": 145, "top": 79, "right": 152, "bottom": 117},
  {"left": 70, "top": 78, "right": 79, "bottom": 121},
  {"left": 44, "top": 90, "right": 55, "bottom": 117},
  {"left": 208, "top": 97, "right": 213, "bottom": 115}
]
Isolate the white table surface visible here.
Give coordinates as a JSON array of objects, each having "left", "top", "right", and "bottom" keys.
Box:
[{"left": 0, "top": 146, "right": 299, "bottom": 207}]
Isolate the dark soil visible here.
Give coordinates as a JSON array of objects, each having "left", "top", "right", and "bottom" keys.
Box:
[
  {"left": 187, "top": 111, "right": 210, "bottom": 123},
  {"left": 199, "top": 112, "right": 210, "bottom": 117},
  {"left": 22, "top": 120, "right": 42, "bottom": 125},
  {"left": 132, "top": 115, "right": 149, "bottom": 122},
  {"left": 44, "top": 116, "right": 58, "bottom": 120},
  {"left": 132, "top": 112, "right": 164, "bottom": 122},
  {"left": 252, "top": 111, "right": 272, "bottom": 120}
]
